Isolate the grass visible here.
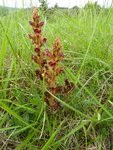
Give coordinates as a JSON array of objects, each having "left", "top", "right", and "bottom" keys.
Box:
[{"left": 0, "top": 4, "right": 113, "bottom": 150}]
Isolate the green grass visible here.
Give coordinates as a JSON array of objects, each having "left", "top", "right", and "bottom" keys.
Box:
[{"left": 0, "top": 5, "right": 113, "bottom": 150}]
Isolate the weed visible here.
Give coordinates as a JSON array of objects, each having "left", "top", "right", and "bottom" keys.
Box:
[{"left": 29, "top": 7, "right": 75, "bottom": 110}]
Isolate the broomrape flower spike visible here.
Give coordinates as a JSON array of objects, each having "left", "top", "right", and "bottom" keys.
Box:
[{"left": 29, "top": 7, "right": 75, "bottom": 110}]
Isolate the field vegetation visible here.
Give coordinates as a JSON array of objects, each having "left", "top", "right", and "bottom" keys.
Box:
[{"left": 0, "top": 1, "right": 113, "bottom": 149}]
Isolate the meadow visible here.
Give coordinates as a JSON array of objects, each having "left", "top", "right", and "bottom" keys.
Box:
[{"left": 0, "top": 5, "right": 113, "bottom": 150}]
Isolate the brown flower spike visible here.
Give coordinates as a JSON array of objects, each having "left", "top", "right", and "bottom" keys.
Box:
[
  {"left": 29, "top": 7, "right": 47, "bottom": 80},
  {"left": 29, "top": 7, "right": 75, "bottom": 110}
]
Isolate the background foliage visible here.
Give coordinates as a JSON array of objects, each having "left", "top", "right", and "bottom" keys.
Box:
[{"left": 0, "top": 1, "right": 113, "bottom": 149}]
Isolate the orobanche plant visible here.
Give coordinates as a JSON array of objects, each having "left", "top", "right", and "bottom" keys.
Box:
[{"left": 29, "top": 7, "right": 75, "bottom": 110}]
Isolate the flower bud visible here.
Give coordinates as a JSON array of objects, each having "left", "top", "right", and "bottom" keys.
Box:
[
  {"left": 34, "top": 29, "right": 41, "bottom": 33},
  {"left": 45, "top": 50, "right": 52, "bottom": 57},
  {"left": 39, "top": 21, "right": 44, "bottom": 27},
  {"left": 59, "top": 52, "right": 64, "bottom": 58},
  {"left": 35, "top": 47, "right": 40, "bottom": 53},
  {"left": 49, "top": 61, "right": 56, "bottom": 67},
  {"left": 32, "top": 55, "right": 37, "bottom": 63},
  {"left": 35, "top": 70, "right": 43, "bottom": 80},
  {"left": 43, "top": 38, "right": 47, "bottom": 43}
]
